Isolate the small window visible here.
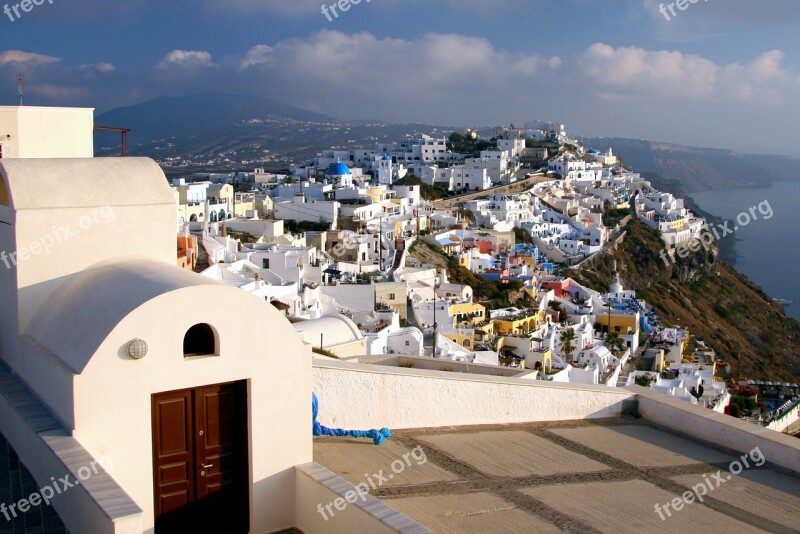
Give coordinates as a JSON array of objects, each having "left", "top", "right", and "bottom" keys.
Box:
[
  {"left": 405, "top": 341, "right": 410, "bottom": 346},
  {"left": 388, "top": 293, "right": 396, "bottom": 300},
  {"left": 0, "top": 174, "right": 7, "bottom": 206},
  {"left": 184, "top": 323, "right": 218, "bottom": 357},
  {"left": 262, "top": 258, "right": 270, "bottom": 269}
]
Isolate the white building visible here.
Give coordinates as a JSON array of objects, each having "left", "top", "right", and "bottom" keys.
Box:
[
  {"left": 274, "top": 195, "right": 340, "bottom": 229},
  {"left": 0, "top": 157, "right": 310, "bottom": 533},
  {"left": 0, "top": 106, "right": 94, "bottom": 158}
]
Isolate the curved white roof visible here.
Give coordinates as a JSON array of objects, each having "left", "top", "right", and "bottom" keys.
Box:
[
  {"left": 27, "top": 258, "right": 224, "bottom": 373},
  {"left": 293, "top": 314, "right": 363, "bottom": 347},
  {"left": 0, "top": 157, "right": 174, "bottom": 210}
]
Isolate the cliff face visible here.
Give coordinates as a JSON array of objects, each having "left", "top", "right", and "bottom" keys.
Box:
[
  {"left": 568, "top": 221, "right": 800, "bottom": 381},
  {"left": 579, "top": 137, "right": 800, "bottom": 193}
]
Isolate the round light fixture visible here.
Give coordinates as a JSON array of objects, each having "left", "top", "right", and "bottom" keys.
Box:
[{"left": 127, "top": 338, "right": 148, "bottom": 360}]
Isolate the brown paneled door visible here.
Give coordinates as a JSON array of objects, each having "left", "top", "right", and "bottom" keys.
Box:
[{"left": 152, "top": 382, "right": 249, "bottom": 533}]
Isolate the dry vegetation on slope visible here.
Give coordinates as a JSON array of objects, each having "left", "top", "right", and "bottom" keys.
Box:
[{"left": 569, "top": 221, "right": 800, "bottom": 382}]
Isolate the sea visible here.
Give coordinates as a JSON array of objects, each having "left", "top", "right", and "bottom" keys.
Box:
[{"left": 691, "top": 179, "right": 800, "bottom": 321}]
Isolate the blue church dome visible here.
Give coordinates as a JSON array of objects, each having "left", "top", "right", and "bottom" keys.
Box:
[
  {"left": 327, "top": 162, "right": 352, "bottom": 176},
  {"left": 381, "top": 155, "right": 391, "bottom": 161}
]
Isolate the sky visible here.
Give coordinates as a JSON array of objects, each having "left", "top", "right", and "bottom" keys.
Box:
[{"left": 1, "top": 0, "right": 799, "bottom": 155}]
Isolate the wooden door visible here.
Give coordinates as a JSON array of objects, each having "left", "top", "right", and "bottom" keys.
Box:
[{"left": 152, "top": 382, "right": 249, "bottom": 533}]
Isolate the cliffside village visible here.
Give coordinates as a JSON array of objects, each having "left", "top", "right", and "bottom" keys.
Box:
[{"left": 171, "top": 121, "right": 798, "bottom": 427}]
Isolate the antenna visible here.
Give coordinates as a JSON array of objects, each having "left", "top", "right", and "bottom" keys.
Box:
[{"left": 17, "top": 73, "right": 24, "bottom": 106}]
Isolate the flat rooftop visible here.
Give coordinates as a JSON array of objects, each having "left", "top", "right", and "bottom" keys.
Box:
[{"left": 315, "top": 419, "right": 800, "bottom": 533}]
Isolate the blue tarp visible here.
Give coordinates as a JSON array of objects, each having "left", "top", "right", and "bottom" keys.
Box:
[{"left": 312, "top": 393, "right": 391, "bottom": 445}]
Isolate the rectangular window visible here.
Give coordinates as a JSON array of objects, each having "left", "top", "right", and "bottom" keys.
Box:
[{"left": 262, "top": 259, "right": 270, "bottom": 269}]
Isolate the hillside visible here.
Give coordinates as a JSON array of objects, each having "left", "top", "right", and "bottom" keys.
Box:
[
  {"left": 93, "top": 93, "right": 458, "bottom": 171},
  {"left": 95, "top": 95, "right": 800, "bottom": 194},
  {"left": 567, "top": 221, "right": 800, "bottom": 381}
]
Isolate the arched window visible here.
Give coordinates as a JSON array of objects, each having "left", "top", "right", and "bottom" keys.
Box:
[
  {"left": 189, "top": 214, "right": 198, "bottom": 222},
  {"left": 183, "top": 323, "right": 218, "bottom": 357}
]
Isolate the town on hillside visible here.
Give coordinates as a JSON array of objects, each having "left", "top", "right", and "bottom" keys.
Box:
[{"left": 169, "top": 120, "right": 798, "bottom": 431}]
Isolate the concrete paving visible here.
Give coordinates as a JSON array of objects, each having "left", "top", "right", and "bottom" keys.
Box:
[
  {"left": 550, "top": 424, "right": 735, "bottom": 467},
  {"left": 417, "top": 430, "right": 610, "bottom": 477},
  {"left": 672, "top": 470, "right": 800, "bottom": 531},
  {"left": 314, "top": 419, "right": 800, "bottom": 533},
  {"left": 386, "top": 492, "right": 562, "bottom": 534},
  {"left": 522, "top": 479, "right": 767, "bottom": 533}
]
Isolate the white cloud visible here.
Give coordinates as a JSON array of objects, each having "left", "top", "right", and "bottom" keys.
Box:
[
  {"left": 236, "top": 30, "right": 558, "bottom": 91},
  {"left": 235, "top": 45, "right": 274, "bottom": 71},
  {"left": 79, "top": 62, "right": 116, "bottom": 73},
  {"left": 581, "top": 43, "right": 718, "bottom": 99},
  {"left": 28, "top": 83, "right": 91, "bottom": 100},
  {"left": 0, "top": 50, "right": 61, "bottom": 66},
  {"left": 719, "top": 50, "right": 795, "bottom": 103},
  {"left": 581, "top": 43, "right": 798, "bottom": 103},
  {"left": 157, "top": 50, "right": 215, "bottom": 70}
]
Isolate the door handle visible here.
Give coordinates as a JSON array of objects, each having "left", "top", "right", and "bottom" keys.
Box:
[{"left": 201, "top": 463, "right": 213, "bottom": 469}]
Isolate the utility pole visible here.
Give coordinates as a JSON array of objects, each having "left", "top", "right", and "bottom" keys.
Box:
[
  {"left": 378, "top": 213, "right": 383, "bottom": 268},
  {"left": 17, "top": 73, "right": 24, "bottom": 106},
  {"left": 432, "top": 271, "right": 440, "bottom": 355}
]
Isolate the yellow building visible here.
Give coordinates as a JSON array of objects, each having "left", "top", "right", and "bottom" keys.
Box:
[
  {"left": 594, "top": 312, "right": 638, "bottom": 335},
  {"left": 443, "top": 331, "right": 475, "bottom": 350},
  {"left": 491, "top": 310, "right": 544, "bottom": 336},
  {"left": 449, "top": 302, "right": 487, "bottom": 327},
  {"left": 497, "top": 336, "right": 552, "bottom": 372},
  {"left": 375, "top": 282, "right": 408, "bottom": 321}
]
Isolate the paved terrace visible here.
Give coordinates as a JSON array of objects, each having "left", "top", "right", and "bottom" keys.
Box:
[{"left": 315, "top": 418, "right": 800, "bottom": 533}]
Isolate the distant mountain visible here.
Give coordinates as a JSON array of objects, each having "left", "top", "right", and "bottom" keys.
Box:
[
  {"left": 94, "top": 93, "right": 456, "bottom": 172},
  {"left": 97, "top": 96, "right": 800, "bottom": 192},
  {"left": 95, "top": 93, "right": 335, "bottom": 145},
  {"left": 580, "top": 137, "right": 800, "bottom": 192}
]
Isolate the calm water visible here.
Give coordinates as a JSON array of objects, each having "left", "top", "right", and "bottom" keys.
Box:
[{"left": 691, "top": 180, "right": 800, "bottom": 321}]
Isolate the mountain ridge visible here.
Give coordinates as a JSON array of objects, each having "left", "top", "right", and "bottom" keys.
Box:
[{"left": 95, "top": 93, "right": 336, "bottom": 145}]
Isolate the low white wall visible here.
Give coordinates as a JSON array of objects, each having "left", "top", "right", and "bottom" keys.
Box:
[
  {"left": 343, "top": 355, "right": 535, "bottom": 379},
  {"left": 634, "top": 386, "right": 800, "bottom": 475},
  {"left": 313, "top": 360, "right": 636, "bottom": 430},
  {"left": 0, "top": 382, "right": 141, "bottom": 533},
  {"left": 294, "top": 463, "right": 426, "bottom": 534}
]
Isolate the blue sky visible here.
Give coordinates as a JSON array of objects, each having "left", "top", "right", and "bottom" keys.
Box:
[{"left": 2, "top": 0, "right": 799, "bottom": 155}]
